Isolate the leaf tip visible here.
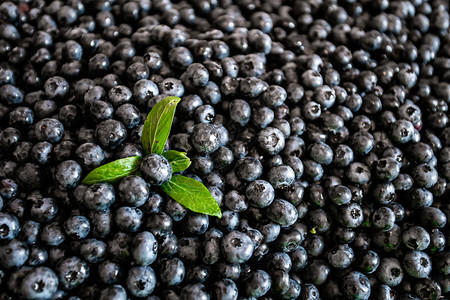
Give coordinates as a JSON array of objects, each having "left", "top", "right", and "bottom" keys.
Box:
[
  {"left": 167, "top": 96, "right": 181, "bottom": 105},
  {"left": 213, "top": 210, "right": 222, "bottom": 218}
]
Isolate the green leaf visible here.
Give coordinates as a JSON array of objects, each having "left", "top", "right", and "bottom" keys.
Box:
[
  {"left": 82, "top": 156, "right": 143, "bottom": 185},
  {"left": 162, "top": 150, "right": 191, "bottom": 173},
  {"left": 142, "top": 96, "right": 181, "bottom": 155},
  {"left": 162, "top": 175, "right": 222, "bottom": 218}
]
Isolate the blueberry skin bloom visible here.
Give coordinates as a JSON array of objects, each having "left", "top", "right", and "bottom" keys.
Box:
[
  {"left": 342, "top": 271, "right": 371, "bottom": 300},
  {"left": 20, "top": 267, "right": 59, "bottom": 300},
  {"left": 140, "top": 154, "right": 172, "bottom": 186},
  {"left": 126, "top": 266, "right": 156, "bottom": 297},
  {"left": 221, "top": 230, "right": 254, "bottom": 264},
  {"left": 0, "top": 212, "right": 20, "bottom": 240}
]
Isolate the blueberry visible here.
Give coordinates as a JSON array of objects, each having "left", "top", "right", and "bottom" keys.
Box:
[
  {"left": 266, "top": 199, "right": 298, "bottom": 226},
  {"left": 56, "top": 256, "right": 89, "bottom": 290},
  {"left": 258, "top": 127, "right": 285, "bottom": 155},
  {"left": 95, "top": 119, "right": 127, "bottom": 150},
  {"left": 20, "top": 267, "right": 59, "bottom": 300},
  {"left": 9, "top": 106, "right": 34, "bottom": 128},
  {"left": 0, "top": 178, "right": 18, "bottom": 199},
  {"left": 99, "top": 285, "right": 127, "bottom": 300},
  {"left": 43, "top": 76, "right": 69, "bottom": 99},
  {"left": 80, "top": 238, "right": 107, "bottom": 263},
  {"left": 234, "top": 157, "right": 262, "bottom": 182},
  {"left": 18, "top": 220, "right": 40, "bottom": 245},
  {"left": 337, "top": 202, "right": 364, "bottom": 228},
  {"left": 281, "top": 181, "right": 304, "bottom": 207},
  {"left": 303, "top": 234, "right": 326, "bottom": 258},
  {"left": 178, "top": 236, "right": 201, "bottom": 264},
  {"left": 302, "top": 258, "right": 330, "bottom": 285},
  {"left": 184, "top": 212, "right": 209, "bottom": 235},
  {"left": 98, "top": 260, "right": 122, "bottom": 285},
  {"left": 411, "top": 163, "right": 438, "bottom": 188},
  {"left": 117, "top": 176, "right": 149, "bottom": 207},
  {"left": 158, "top": 232, "right": 179, "bottom": 257},
  {"left": 221, "top": 230, "right": 254, "bottom": 264},
  {"left": 228, "top": 99, "right": 251, "bottom": 126},
  {"left": 342, "top": 271, "right": 371, "bottom": 300},
  {"left": 0, "top": 239, "right": 29, "bottom": 268},
  {"left": 0, "top": 84, "right": 22, "bottom": 106},
  {"left": 114, "top": 206, "right": 143, "bottom": 233},
  {"left": 83, "top": 183, "right": 115, "bottom": 211},
  {"left": 132, "top": 231, "right": 158, "bottom": 266},
  {"left": 413, "top": 277, "right": 442, "bottom": 300},
  {"left": 75, "top": 143, "right": 105, "bottom": 170},
  {"left": 389, "top": 119, "right": 415, "bottom": 144},
  {"left": 267, "top": 165, "right": 295, "bottom": 189},
  {"left": 190, "top": 123, "right": 220, "bottom": 156},
  {"left": 402, "top": 250, "right": 432, "bottom": 278},
  {"left": 328, "top": 184, "right": 352, "bottom": 205},
  {"left": 266, "top": 252, "right": 292, "bottom": 273},
  {"left": 180, "top": 283, "right": 210, "bottom": 300},
  {"left": 194, "top": 104, "right": 215, "bottom": 124},
  {"left": 126, "top": 266, "right": 156, "bottom": 297},
  {"left": 31, "top": 197, "right": 58, "bottom": 222},
  {"left": 372, "top": 206, "right": 396, "bottom": 231},
  {"left": 145, "top": 212, "right": 173, "bottom": 237},
  {"left": 40, "top": 222, "right": 66, "bottom": 247},
  {"left": 108, "top": 232, "right": 133, "bottom": 263},
  {"left": 183, "top": 63, "right": 209, "bottom": 87},
  {"left": 216, "top": 210, "right": 239, "bottom": 232},
  {"left": 357, "top": 250, "right": 380, "bottom": 274},
  {"left": 140, "top": 154, "right": 172, "bottom": 186},
  {"left": 164, "top": 198, "right": 187, "bottom": 222},
  {"left": 421, "top": 206, "right": 447, "bottom": 229},
  {"left": 372, "top": 224, "right": 402, "bottom": 253},
  {"left": 243, "top": 269, "right": 271, "bottom": 298},
  {"left": 159, "top": 78, "right": 185, "bottom": 98},
  {"left": 347, "top": 162, "right": 371, "bottom": 184},
  {"left": 90, "top": 210, "right": 113, "bottom": 239},
  {"left": 376, "top": 257, "right": 404, "bottom": 287},
  {"left": 54, "top": 160, "right": 82, "bottom": 190},
  {"left": 302, "top": 159, "right": 324, "bottom": 182},
  {"left": 261, "top": 85, "right": 287, "bottom": 108},
  {"left": 0, "top": 212, "right": 19, "bottom": 240},
  {"left": 213, "top": 278, "right": 238, "bottom": 300},
  {"left": 115, "top": 103, "right": 141, "bottom": 129},
  {"left": 159, "top": 257, "right": 185, "bottom": 286},
  {"left": 34, "top": 118, "right": 64, "bottom": 143}
]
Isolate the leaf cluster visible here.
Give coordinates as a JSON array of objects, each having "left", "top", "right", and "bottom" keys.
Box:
[{"left": 82, "top": 96, "right": 221, "bottom": 217}]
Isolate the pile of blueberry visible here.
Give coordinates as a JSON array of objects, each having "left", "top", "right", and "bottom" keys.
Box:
[{"left": 0, "top": 0, "right": 449, "bottom": 299}]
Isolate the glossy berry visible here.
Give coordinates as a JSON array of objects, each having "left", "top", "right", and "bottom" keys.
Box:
[
  {"left": 140, "top": 154, "right": 172, "bottom": 186},
  {"left": 132, "top": 231, "right": 158, "bottom": 266},
  {"left": 402, "top": 250, "right": 432, "bottom": 278},
  {"left": 56, "top": 256, "right": 89, "bottom": 290},
  {"left": 117, "top": 176, "right": 150, "bottom": 207},
  {"left": 20, "top": 267, "right": 59, "bottom": 299},
  {"left": 221, "top": 230, "right": 254, "bottom": 264},
  {"left": 342, "top": 271, "right": 371, "bottom": 300},
  {"left": 126, "top": 266, "right": 156, "bottom": 297},
  {"left": 83, "top": 183, "right": 116, "bottom": 211},
  {"left": 0, "top": 212, "right": 19, "bottom": 240}
]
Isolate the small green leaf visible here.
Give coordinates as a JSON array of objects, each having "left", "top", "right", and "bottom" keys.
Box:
[
  {"left": 142, "top": 96, "right": 181, "bottom": 155},
  {"left": 82, "top": 156, "right": 143, "bottom": 185},
  {"left": 162, "top": 150, "right": 191, "bottom": 173},
  {"left": 162, "top": 175, "right": 222, "bottom": 218}
]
